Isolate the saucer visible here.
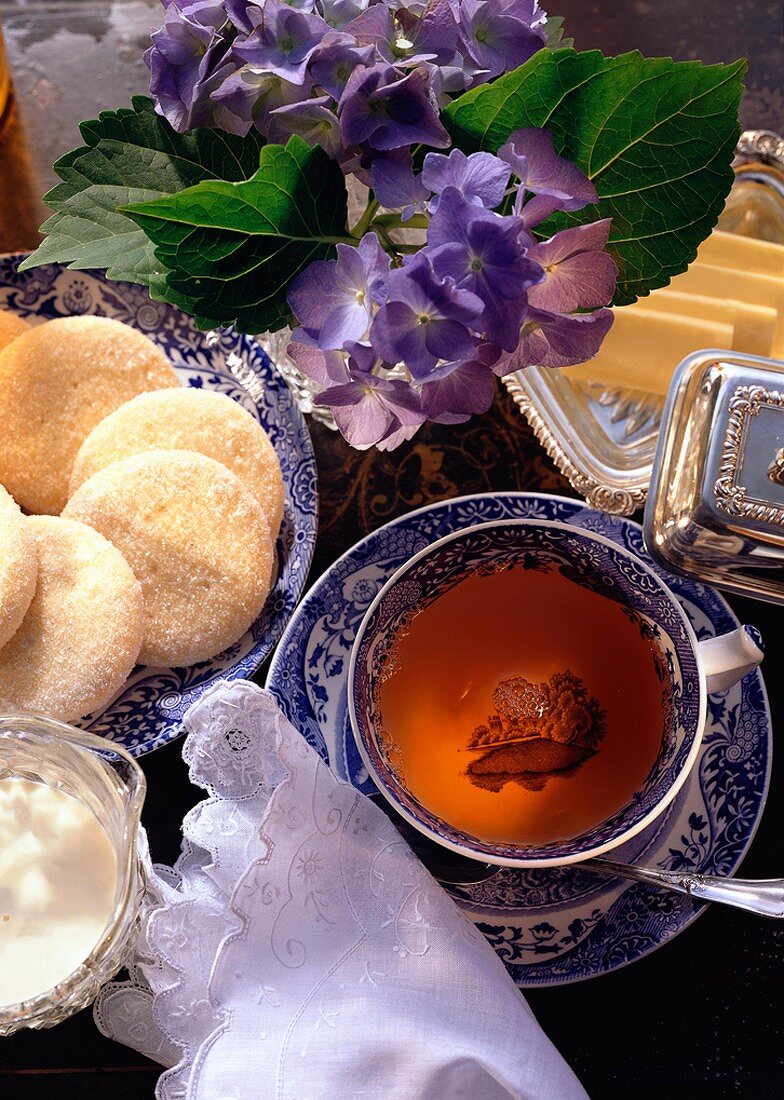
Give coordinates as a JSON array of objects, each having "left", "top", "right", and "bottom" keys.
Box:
[
  {"left": 266, "top": 493, "right": 771, "bottom": 987},
  {"left": 0, "top": 256, "right": 318, "bottom": 756}
]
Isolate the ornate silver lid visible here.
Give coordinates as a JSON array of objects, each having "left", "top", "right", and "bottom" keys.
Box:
[{"left": 643, "top": 350, "right": 784, "bottom": 604}]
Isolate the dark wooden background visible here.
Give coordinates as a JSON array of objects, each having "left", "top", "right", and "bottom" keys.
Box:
[{"left": 1, "top": 1, "right": 783, "bottom": 1096}]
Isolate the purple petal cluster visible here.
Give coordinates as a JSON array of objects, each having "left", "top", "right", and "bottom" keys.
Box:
[
  {"left": 287, "top": 137, "right": 618, "bottom": 448},
  {"left": 146, "top": 1, "right": 238, "bottom": 133},
  {"left": 146, "top": 0, "right": 549, "bottom": 144},
  {"left": 146, "top": 1, "right": 620, "bottom": 449},
  {"left": 338, "top": 63, "right": 448, "bottom": 151},
  {"left": 289, "top": 232, "right": 390, "bottom": 348}
]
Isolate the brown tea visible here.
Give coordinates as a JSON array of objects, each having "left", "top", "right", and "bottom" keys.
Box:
[{"left": 377, "top": 566, "right": 666, "bottom": 846}]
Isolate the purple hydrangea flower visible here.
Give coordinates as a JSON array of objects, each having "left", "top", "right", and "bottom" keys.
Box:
[
  {"left": 146, "top": 1, "right": 238, "bottom": 132},
  {"left": 271, "top": 94, "right": 342, "bottom": 154},
  {"left": 457, "top": 0, "right": 547, "bottom": 80},
  {"left": 315, "top": 363, "right": 425, "bottom": 448},
  {"left": 427, "top": 187, "right": 543, "bottom": 350},
  {"left": 146, "top": 0, "right": 619, "bottom": 450},
  {"left": 319, "top": 0, "right": 372, "bottom": 31},
  {"left": 212, "top": 66, "right": 311, "bottom": 138},
  {"left": 159, "top": 0, "right": 230, "bottom": 33},
  {"left": 338, "top": 63, "right": 449, "bottom": 151},
  {"left": 502, "top": 306, "right": 615, "bottom": 370},
  {"left": 370, "top": 155, "right": 431, "bottom": 220},
  {"left": 347, "top": 1, "right": 458, "bottom": 67},
  {"left": 370, "top": 251, "right": 484, "bottom": 376},
  {"left": 499, "top": 127, "right": 598, "bottom": 227},
  {"left": 420, "top": 358, "right": 496, "bottom": 423},
  {"left": 286, "top": 340, "right": 351, "bottom": 385},
  {"left": 527, "top": 219, "right": 618, "bottom": 313},
  {"left": 226, "top": 0, "right": 320, "bottom": 33},
  {"left": 233, "top": 0, "right": 328, "bottom": 84},
  {"left": 421, "top": 148, "right": 511, "bottom": 211},
  {"left": 288, "top": 232, "right": 391, "bottom": 348},
  {"left": 308, "top": 32, "right": 376, "bottom": 97},
  {"left": 224, "top": 0, "right": 259, "bottom": 34}
]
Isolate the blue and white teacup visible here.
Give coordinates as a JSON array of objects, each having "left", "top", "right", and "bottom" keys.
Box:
[{"left": 348, "top": 520, "right": 763, "bottom": 868}]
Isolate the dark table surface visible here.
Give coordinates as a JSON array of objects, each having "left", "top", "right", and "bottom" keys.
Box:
[{"left": 2, "top": 2, "right": 784, "bottom": 1097}]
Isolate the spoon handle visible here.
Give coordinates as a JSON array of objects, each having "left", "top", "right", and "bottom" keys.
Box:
[{"left": 587, "top": 858, "right": 784, "bottom": 918}]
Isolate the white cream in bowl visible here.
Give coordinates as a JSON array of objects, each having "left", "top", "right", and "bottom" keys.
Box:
[{"left": 0, "top": 777, "right": 118, "bottom": 1006}]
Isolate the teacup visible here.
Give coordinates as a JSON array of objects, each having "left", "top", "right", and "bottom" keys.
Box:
[{"left": 348, "top": 520, "right": 763, "bottom": 868}]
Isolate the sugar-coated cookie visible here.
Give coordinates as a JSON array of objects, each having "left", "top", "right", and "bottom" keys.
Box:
[
  {"left": 70, "top": 388, "right": 285, "bottom": 536},
  {"left": 0, "top": 309, "right": 29, "bottom": 352},
  {"left": 0, "top": 316, "right": 179, "bottom": 514},
  {"left": 0, "top": 485, "right": 37, "bottom": 651},
  {"left": 64, "top": 450, "right": 274, "bottom": 667},
  {"left": 0, "top": 516, "right": 144, "bottom": 722}
]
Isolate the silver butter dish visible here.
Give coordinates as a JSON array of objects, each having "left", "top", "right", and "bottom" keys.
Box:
[
  {"left": 505, "top": 130, "right": 784, "bottom": 516},
  {"left": 644, "top": 350, "right": 784, "bottom": 604}
]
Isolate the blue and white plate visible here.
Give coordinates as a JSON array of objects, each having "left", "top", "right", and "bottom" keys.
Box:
[
  {"left": 0, "top": 255, "right": 318, "bottom": 756},
  {"left": 266, "top": 493, "right": 771, "bottom": 987}
]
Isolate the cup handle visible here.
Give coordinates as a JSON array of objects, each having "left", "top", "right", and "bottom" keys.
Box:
[{"left": 697, "top": 626, "right": 764, "bottom": 694}]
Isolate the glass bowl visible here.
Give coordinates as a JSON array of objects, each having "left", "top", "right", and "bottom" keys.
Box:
[{"left": 0, "top": 713, "right": 146, "bottom": 1035}]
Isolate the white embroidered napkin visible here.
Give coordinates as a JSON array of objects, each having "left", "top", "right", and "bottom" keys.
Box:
[{"left": 95, "top": 680, "right": 587, "bottom": 1100}]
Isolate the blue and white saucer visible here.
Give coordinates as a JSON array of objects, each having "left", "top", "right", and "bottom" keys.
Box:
[
  {"left": 0, "top": 256, "right": 318, "bottom": 756},
  {"left": 267, "top": 493, "right": 771, "bottom": 987}
]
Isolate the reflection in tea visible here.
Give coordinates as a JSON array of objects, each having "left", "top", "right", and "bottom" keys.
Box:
[
  {"left": 466, "top": 669, "right": 606, "bottom": 793},
  {"left": 378, "top": 566, "right": 666, "bottom": 846}
]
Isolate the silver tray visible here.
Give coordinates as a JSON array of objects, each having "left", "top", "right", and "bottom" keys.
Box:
[{"left": 505, "top": 130, "right": 784, "bottom": 516}]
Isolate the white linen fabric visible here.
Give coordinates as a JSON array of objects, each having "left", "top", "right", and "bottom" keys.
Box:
[{"left": 94, "top": 679, "right": 587, "bottom": 1100}]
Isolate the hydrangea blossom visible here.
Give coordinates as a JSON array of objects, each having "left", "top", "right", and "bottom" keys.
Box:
[
  {"left": 458, "top": 0, "right": 547, "bottom": 79},
  {"left": 338, "top": 63, "right": 449, "bottom": 151},
  {"left": 146, "top": 0, "right": 238, "bottom": 132},
  {"left": 370, "top": 251, "right": 484, "bottom": 375},
  {"left": 233, "top": 1, "right": 327, "bottom": 84},
  {"left": 146, "top": 0, "right": 620, "bottom": 449},
  {"left": 421, "top": 149, "right": 511, "bottom": 211},
  {"left": 288, "top": 231, "right": 390, "bottom": 347}
]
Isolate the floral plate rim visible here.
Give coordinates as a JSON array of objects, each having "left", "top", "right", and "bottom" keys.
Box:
[
  {"left": 266, "top": 491, "right": 772, "bottom": 987},
  {"left": 0, "top": 254, "right": 319, "bottom": 756}
]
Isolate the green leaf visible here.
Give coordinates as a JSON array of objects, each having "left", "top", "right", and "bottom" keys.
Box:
[
  {"left": 28, "top": 186, "right": 165, "bottom": 285},
  {"left": 20, "top": 96, "right": 266, "bottom": 285},
  {"left": 120, "top": 134, "right": 350, "bottom": 332},
  {"left": 444, "top": 49, "right": 746, "bottom": 305},
  {"left": 545, "top": 16, "right": 574, "bottom": 51}
]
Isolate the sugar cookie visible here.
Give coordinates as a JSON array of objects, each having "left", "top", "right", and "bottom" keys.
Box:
[
  {"left": 0, "top": 309, "right": 29, "bottom": 352},
  {"left": 0, "top": 516, "right": 144, "bottom": 722},
  {"left": 0, "top": 485, "right": 37, "bottom": 651},
  {"left": 70, "top": 388, "right": 285, "bottom": 536},
  {"left": 0, "top": 315, "right": 179, "bottom": 514},
  {"left": 64, "top": 450, "right": 274, "bottom": 667}
]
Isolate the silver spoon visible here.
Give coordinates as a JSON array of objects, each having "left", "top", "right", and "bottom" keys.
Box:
[
  {"left": 581, "top": 858, "right": 784, "bottom": 918},
  {"left": 367, "top": 796, "right": 784, "bottom": 918},
  {"left": 438, "top": 856, "right": 784, "bottom": 919}
]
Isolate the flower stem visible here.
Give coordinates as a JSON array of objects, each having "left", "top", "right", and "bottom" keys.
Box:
[
  {"left": 373, "top": 225, "right": 401, "bottom": 256},
  {"left": 350, "top": 197, "right": 380, "bottom": 238},
  {"left": 371, "top": 213, "right": 429, "bottom": 231}
]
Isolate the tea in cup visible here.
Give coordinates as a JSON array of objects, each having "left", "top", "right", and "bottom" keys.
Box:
[{"left": 349, "top": 521, "right": 763, "bottom": 867}]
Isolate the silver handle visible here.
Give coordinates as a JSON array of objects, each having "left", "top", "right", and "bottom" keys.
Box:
[{"left": 586, "top": 858, "right": 784, "bottom": 918}]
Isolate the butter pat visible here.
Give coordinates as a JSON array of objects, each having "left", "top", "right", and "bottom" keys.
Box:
[
  {"left": 698, "top": 229, "right": 784, "bottom": 277},
  {"left": 638, "top": 289, "right": 776, "bottom": 358},
  {"left": 562, "top": 308, "right": 733, "bottom": 395},
  {"left": 670, "top": 261, "right": 784, "bottom": 356},
  {"left": 0, "top": 778, "right": 117, "bottom": 1006}
]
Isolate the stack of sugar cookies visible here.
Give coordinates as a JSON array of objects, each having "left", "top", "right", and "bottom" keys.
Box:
[{"left": 0, "top": 312, "right": 283, "bottom": 723}]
